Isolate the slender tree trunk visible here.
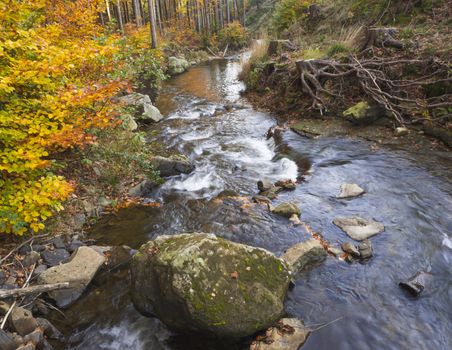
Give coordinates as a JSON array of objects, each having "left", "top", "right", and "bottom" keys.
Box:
[
  {"left": 155, "top": 0, "right": 164, "bottom": 34},
  {"left": 242, "top": 0, "right": 245, "bottom": 25},
  {"left": 226, "top": 0, "right": 230, "bottom": 23},
  {"left": 134, "top": 0, "right": 142, "bottom": 27},
  {"left": 117, "top": 0, "right": 124, "bottom": 33},
  {"left": 105, "top": 0, "right": 112, "bottom": 21},
  {"left": 147, "top": 0, "right": 158, "bottom": 48}
]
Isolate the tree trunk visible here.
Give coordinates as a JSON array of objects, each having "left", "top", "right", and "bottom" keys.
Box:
[
  {"left": 147, "top": 0, "right": 158, "bottom": 48},
  {"left": 117, "top": 0, "right": 125, "bottom": 33},
  {"left": 105, "top": 0, "right": 112, "bottom": 21}
]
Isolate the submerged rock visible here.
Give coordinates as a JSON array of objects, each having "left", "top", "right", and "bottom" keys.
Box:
[
  {"left": 37, "top": 246, "right": 106, "bottom": 308},
  {"left": 271, "top": 202, "right": 301, "bottom": 218},
  {"left": 281, "top": 239, "right": 327, "bottom": 274},
  {"left": 333, "top": 216, "right": 384, "bottom": 241},
  {"left": 151, "top": 155, "right": 194, "bottom": 177},
  {"left": 250, "top": 318, "right": 310, "bottom": 350},
  {"left": 130, "top": 233, "right": 291, "bottom": 337},
  {"left": 399, "top": 271, "right": 432, "bottom": 296},
  {"left": 337, "top": 183, "right": 365, "bottom": 199}
]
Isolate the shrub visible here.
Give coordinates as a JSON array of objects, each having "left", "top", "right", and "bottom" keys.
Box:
[
  {"left": 272, "top": 0, "right": 313, "bottom": 34},
  {"left": 218, "top": 21, "right": 249, "bottom": 49}
]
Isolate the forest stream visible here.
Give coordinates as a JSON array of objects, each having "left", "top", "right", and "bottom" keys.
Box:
[{"left": 51, "top": 55, "right": 452, "bottom": 350}]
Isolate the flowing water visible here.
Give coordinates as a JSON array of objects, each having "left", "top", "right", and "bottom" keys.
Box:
[{"left": 53, "top": 56, "right": 452, "bottom": 350}]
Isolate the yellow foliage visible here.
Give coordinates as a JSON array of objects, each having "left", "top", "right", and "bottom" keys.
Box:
[{"left": 0, "top": 0, "right": 136, "bottom": 235}]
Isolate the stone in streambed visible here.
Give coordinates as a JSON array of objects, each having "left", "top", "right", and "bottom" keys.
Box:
[
  {"left": 399, "top": 271, "right": 432, "bottom": 296},
  {"left": 151, "top": 155, "right": 194, "bottom": 177},
  {"left": 358, "top": 239, "right": 373, "bottom": 259},
  {"left": 250, "top": 318, "right": 310, "bottom": 350},
  {"left": 37, "top": 246, "right": 105, "bottom": 308},
  {"left": 341, "top": 242, "right": 360, "bottom": 258},
  {"left": 337, "top": 183, "right": 365, "bottom": 199},
  {"left": 130, "top": 233, "right": 291, "bottom": 337},
  {"left": 257, "top": 179, "right": 273, "bottom": 192},
  {"left": 333, "top": 216, "right": 384, "bottom": 241},
  {"left": 272, "top": 202, "right": 301, "bottom": 218},
  {"left": 281, "top": 239, "right": 327, "bottom": 274}
]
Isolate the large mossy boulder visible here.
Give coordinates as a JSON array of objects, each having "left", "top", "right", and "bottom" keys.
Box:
[{"left": 130, "top": 233, "right": 291, "bottom": 338}]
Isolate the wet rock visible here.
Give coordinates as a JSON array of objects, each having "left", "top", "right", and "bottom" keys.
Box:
[
  {"left": 281, "top": 239, "right": 327, "bottom": 274},
  {"left": 395, "top": 127, "right": 408, "bottom": 136},
  {"left": 337, "top": 183, "right": 365, "bottom": 199},
  {"left": 37, "top": 246, "right": 105, "bottom": 308},
  {"left": 23, "top": 252, "right": 41, "bottom": 267},
  {"left": 342, "top": 101, "right": 385, "bottom": 125},
  {"left": 257, "top": 179, "right": 273, "bottom": 192},
  {"left": 341, "top": 242, "right": 360, "bottom": 258},
  {"left": 327, "top": 246, "right": 343, "bottom": 257},
  {"left": 260, "top": 187, "right": 281, "bottom": 200},
  {"left": 358, "top": 239, "right": 373, "bottom": 259},
  {"left": 0, "top": 329, "right": 17, "bottom": 350},
  {"left": 333, "top": 216, "right": 384, "bottom": 241},
  {"left": 40, "top": 249, "right": 70, "bottom": 267},
  {"left": 168, "top": 56, "right": 190, "bottom": 74},
  {"left": 10, "top": 307, "right": 38, "bottom": 336},
  {"left": 131, "top": 233, "right": 291, "bottom": 337},
  {"left": 36, "top": 318, "right": 64, "bottom": 341},
  {"left": 151, "top": 155, "right": 194, "bottom": 177},
  {"left": 252, "top": 195, "right": 272, "bottom": 205},
  {"left": 289, "top": 214, "right": 302, "bottom": 226},
  {"left": 399, "top": 271, "right": 432, "bottom": 296},
  {"left": 250, "top": 318, "right": 309, "bottom": 350},
  {"left": 271, "top": 202, "right": 301, "bottom": 218},
  {"left": 274, "top": 180, "right": 296, "bottom": 191}
]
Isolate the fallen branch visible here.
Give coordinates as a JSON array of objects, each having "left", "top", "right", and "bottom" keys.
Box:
[{"left": 0, "top": 282, "right": 71, "bottom": 300}]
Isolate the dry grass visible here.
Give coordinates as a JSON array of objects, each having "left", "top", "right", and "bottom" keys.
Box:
[{"left": 239, "top": 38, "right": 269, "bottom": 81}]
